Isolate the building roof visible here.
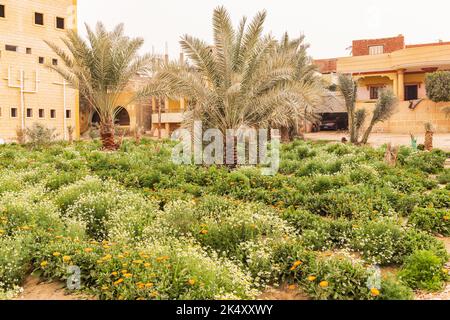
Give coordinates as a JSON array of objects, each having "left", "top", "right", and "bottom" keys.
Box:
[{"left": 314, "top": 58, "right": 337, "bottom": 74}]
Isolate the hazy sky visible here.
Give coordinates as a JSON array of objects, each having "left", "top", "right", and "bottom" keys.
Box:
[{"left": 78, "top": 0, "right": 450, "bottom": 59}]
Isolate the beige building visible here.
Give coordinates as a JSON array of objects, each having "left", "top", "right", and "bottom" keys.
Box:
[
  {"left": 0, "top": 0, "right": 79, "bottom": 143},
  {"left": 316, "top": 35, "right": 450, "bottom": 134}
]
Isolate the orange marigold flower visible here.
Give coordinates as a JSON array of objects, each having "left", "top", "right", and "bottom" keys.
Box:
[
  {"left": 200, "top": 230, "right": 208, "bottom": 235},
  {"left": 52, "top": 252, "right": 61, "bottom": 257},
  {"left": 288, "top": 284, "right": 296, "bottom": 290},
  {"left": 319, "top": 281, "right": 329, "bottom": 288},
  {"left": 307, "top": 276, "right": 317, "bottom": 282},
  {"left": 370, "top": 288, "right": 380, "bottom": 297},
  {"left": 145, "top": 283, "right": 154, "bottom": 288},
  {"left": 124, "top": 273, "right": 133, "bottom": 278},
  {"left": 113, "top": 278, "right": 124, "bottom": 286},
  {"left": 84, "top": 248, "right": 93, "bottom": 253},
  {"left": 290, "top": 260, "right": 302, "bottom": 271},
  {"left": 187, "top": 279, "right": 196, "bottom": 286},
  {"left": 111, "top": 272, "right": 118, "bottom": 277},
  {"left": 62, "top": 256, "right": 71, "bottom": 263}
]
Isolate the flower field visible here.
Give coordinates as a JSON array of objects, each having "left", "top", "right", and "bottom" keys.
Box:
[{"left": 0, "top": 139, "right": 449, "bottom": 300}]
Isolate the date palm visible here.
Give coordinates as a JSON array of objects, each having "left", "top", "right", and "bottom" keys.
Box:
[
  {"left": 45, "top": 22, "right": 158, "bottom": 150},
  {"left": 153, "top": 6, "right": 323, "bottom": 143}
]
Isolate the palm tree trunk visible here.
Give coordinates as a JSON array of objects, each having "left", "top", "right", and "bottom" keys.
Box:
[
  {"left": 361, "top": 123, "right": 375, "bottom": 145},
  {"left": 348, "top": 109, "right": 357, "bottom": 143},
  {"left": 100, "top": 120, "right": 117, "bottom": 150}
]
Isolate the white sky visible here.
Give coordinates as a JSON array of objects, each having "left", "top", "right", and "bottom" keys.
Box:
[{"left": 78, "top": 0, "right": 450, "bottom": 59}]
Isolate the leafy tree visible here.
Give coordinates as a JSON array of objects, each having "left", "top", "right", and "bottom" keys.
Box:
[
  {"left": 153, "top": 6, "right": 323, "bottom": 146},
  {"left": 45, "top": 23, "right": 159, "bottom": 150},
  {"left": 425, "top": 71, "right": 450, "bottom": 116}
]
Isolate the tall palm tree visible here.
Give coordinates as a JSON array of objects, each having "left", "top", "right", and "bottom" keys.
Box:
[
  {"left": 45, "top": 22, "right": 158, "bottom": 150},
  {"left": 274, "top": 33, "right": 324, "bottom": 140},
  {"left": 153, "top": 6, "right": 322, "bottom": 147}
]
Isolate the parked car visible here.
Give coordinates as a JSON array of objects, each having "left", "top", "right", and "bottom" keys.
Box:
[{"left": 319, "top": 120, "right": 338, "bottom": 131}]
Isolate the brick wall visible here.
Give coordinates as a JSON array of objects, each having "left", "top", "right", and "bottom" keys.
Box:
[
  {"left": 314, "top": 59, "right": 337, "bottom": 74},
  {"left": 352, "top": 35, "right": 405, "bottom": 56}
]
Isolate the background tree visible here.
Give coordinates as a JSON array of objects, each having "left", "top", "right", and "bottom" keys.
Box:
[
  {"left": 337, "top": 74, "right": 358, "bottom": 143},
  {"left": 153, "top": 7, "right": 323, "bottom": 148},
  {"left": 337, "top": 74, "right": 398, "bottom": 145},
  {"left": 360, "top": 90, "right": 398, "bottom": 144},
  {"left": 46, "top": 23, "right": 158, "bottom": 150}
]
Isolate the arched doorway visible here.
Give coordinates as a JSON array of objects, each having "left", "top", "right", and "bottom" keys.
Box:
[{"left": 91, "top": 107, "right": 131, "bottom": 126}]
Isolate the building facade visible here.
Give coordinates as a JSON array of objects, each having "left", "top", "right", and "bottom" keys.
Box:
[
  {"left": 316, "top": 35, "right": 450, "bottom": 134},
  {"left": 0, "top": 0, "right": 79, "bottom": 143}
]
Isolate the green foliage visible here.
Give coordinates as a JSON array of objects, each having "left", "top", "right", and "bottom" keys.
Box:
[
  {"left": 25, "top": 123, "right": 58, "bottom": 148},
  {"left": 409, "top": 207, "right": 450, "bottom": 236},
  {"left": 398, "top": 250, "right": 448, "bottom": 291},
  {"left": 379, "top": 276, "right": 414, "bottom": 300}
]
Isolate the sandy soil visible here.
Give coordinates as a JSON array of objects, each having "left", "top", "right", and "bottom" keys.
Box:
[
  {"left": 15, "top": 275, "right": 93, "bottom": 300},
  {"left": 305, "top": 132, "right": 450, "bottom": 151},
  {"left": 258, "top": 284, "right": 310, "bottom": 300}
]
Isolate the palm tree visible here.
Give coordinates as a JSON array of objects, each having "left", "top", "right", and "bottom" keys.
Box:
[
  {"left": 360, "top": 89, "right": 398, "bottom": 144},
  {"left": 153, "top": 6, "right": 323, "bottom": 152},
  {"left": 337, "top": 74, "right": 358, "bottom": 143},
  {"left": 45, "top": 22, "right": 158, "bottom": 150}
]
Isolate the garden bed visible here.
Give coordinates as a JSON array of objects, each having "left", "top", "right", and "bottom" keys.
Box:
[{"left": 0, "top": 139, "right": 448, "bottom": 300}]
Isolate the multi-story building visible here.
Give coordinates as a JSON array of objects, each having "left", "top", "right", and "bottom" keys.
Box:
[
  {"left": 316, "top": 35, "right": 450, "bottom": 133},
  {"left": 0, "top": 0, "right": 79, "bottom": 143}
]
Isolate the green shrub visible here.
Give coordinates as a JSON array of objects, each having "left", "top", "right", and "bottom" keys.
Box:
[
  {"left": 403, "top": 150, "right": 448, "bottom": 174},
  {"left": 378, "top": 276, "right": 414, "bottom": 300},
  {"left": 398, "top": 250, "right": 448, "bottom": 291},
  {"left": 409, "top": 207, "right": 450, "bottom": 236}
]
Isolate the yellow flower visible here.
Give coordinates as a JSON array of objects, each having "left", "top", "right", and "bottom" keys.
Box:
[
  {"left": 370, "top": 288, "right": 380, "bottom": 297},
  {"left": 62, "top": 256, "right": 71, "bottom": 263},
  {"left": 121, "top": 270, "right": 128, "bottom": 274},
  {"left": 156, "top": 256, "right": 169, "bottom": 263},
  {"left": 136, "top": 297, "right": 145, "bottom": 301},
  {"left": 111, "top": 272, "right": 118, "bottom": 277},
  {"left": 53, "top": 252, "right": 61, "bottom": 257},
  {"left": 84, "top": 248, "right": 93, "bottom": 253},
  {"left": 133, "top": 260, "right": 144, "bottom": 265},
  {"left": 187, "top": 279, "right": 196, "bottom": 286},
  {"left": 145, "top": 283, "right": 154, "bottom": 288},
  {"left": 40, "top": 261, "right": 48, "bottom": 268},
  {"left": 290, "top": 261, "right": 302, "bottom": 271},
  {"left": 288, "top": 284, "right": 296, "bottom": 290},
  {"left": 307, "top": 276, "right": 317, "bottom": 282},
  {"left": 200, "top": 230, "right": 208, "bottom": 235},
  {"left": 0, "top": 229, "right": 4, "bottom": 235},
  {"left": 319, "top": 281, "right": 329, "bottom": 288},
  {"left": 136, "top": 282, "right": 145, "bottom": 289},
  {"left": 101, "top": 286, "right": 108, "bottom": 291},
  {"left": 442, "top": 268, "right": 449, "bottom": 274},
  {"left": 124, "top": 273, "right": 133, "bottom": 278},
  {"left": 102, "top": 254, "right": 112, "bottom": 261},
  {"left": 144, "top": 262, "right": 151, "bottom": 268},
  {"left": 443, "top": 216, "right": 449, "bottom": 221},
  {"left": 150, "top": 291, "right": 158, "bottom": 298},
  {"left": 113, "top": 278, "right": 124, "bottom": 286}
]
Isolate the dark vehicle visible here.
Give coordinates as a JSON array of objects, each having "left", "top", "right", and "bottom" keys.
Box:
[
  {"left": 320, "top": 120, "right": 338, "bottom": 131},
  {"left": 319, "top": 113, "right": 349, "bottom": 131}
]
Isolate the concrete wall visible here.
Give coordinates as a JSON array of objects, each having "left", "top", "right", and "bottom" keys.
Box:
[{"left": 0, "top": 0, "right": 78, "bottom": 142}]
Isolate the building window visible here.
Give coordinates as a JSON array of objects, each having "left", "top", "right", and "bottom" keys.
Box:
[
  {"left": 5, "top": 45, "right": 17, "bottom": 52},
  {"left": 50, "top": 109, "right": 56, "bottom": 119},
  {"left": 11, "top": 108, "right": 17, "bottom": 118},
  {"left": 38, "top": 109, "right": 45, "bottom": 118},
  {"left": 56, "top": 17, "right": 65, "bottom": 29},
  {"left": 0, "top": 5, "right": 5, "bottom": 18},
  {"left": 52, "top": 58, "right": 58, "bottom": 66},
  {"left": 65, "top": 110, "right": 72, "bottom": 119},
  {"left": 0, "top": 107, "right": 2, "bottom": 117},
  {"left": 26, "top": 108, "right": 33, "bottom": 118},
  {"left": 369, "top": 45, "right": 384, "bottom": 55},
  {"left": 34, "top": 12, "right": 44, "bottom": 25},
  {"left": 405, "top": 85, "right": 419, "bottom": 101},
  {"left": 39, "top": 57, "right": 45, "bottom": 64},
  {"left": 369, "top": 86, "right": 382, "bottom": 100},
  {"left": 26, "top": 48, "right": 32, "bottom": 54}
]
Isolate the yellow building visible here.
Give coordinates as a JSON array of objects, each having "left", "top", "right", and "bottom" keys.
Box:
[
  {"left": 316, "top": 35, "right": 450, "bottom": 134},
  {"left": 0, "top": 0, "right": 79, "bottom": 143}
]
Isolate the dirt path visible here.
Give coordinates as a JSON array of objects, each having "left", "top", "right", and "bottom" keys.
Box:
[{"left": 15, "top": 275, "right": 93, "bottom": 300}]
